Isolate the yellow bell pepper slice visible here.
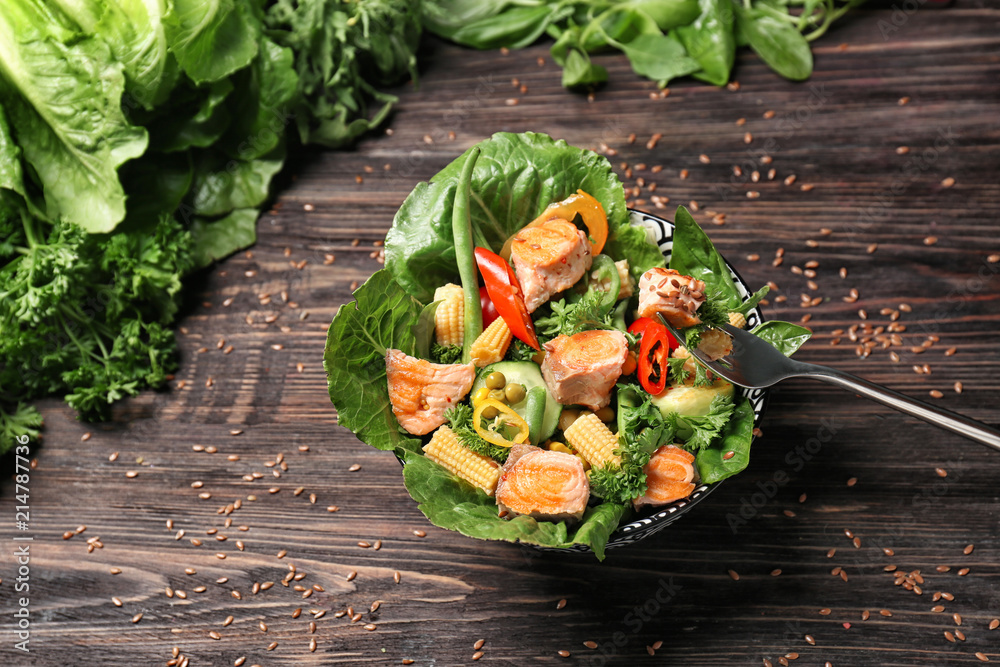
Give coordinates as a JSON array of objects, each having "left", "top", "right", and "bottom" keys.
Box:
[
  {"left": 472, "top": 398, "right": 530, "bottom": 448},
  {"left": 500, "top": 189, "right": 609, "bottom": 261}
]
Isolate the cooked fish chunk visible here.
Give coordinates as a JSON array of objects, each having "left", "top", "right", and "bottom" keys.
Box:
[
  {"left": 496, "top": 444, "right": 590, "bottom": 523},
  {"left": 540, "top": 330, "right": 628, "bottom": 411},
  {"left": 637, "top": 268, "right": 706, "bottom": 329},
  {"left": 509, "top": 218, "right": 593, "bottom": 313},
  {"left": 633, "top": 445, "right": 696, "bottom": 509},
  {"left": 385, "top": 349, "right": 475, "bottom": 436}
]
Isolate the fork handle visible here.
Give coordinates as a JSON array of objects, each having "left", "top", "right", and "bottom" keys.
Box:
[{"left": 798, "top": 364, "right": 1000, "bottom": 451}]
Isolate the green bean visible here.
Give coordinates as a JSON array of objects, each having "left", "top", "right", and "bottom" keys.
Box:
[
  {"left": 452, "top": 147, "right": 483, "bottom": 363},
  {"left": 524, "top": 386, "right": 547, "bottom": 446}
]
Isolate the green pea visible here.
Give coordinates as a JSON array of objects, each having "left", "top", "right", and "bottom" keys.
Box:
[
  {"left": 504, "top": 383, "right": 526, "bottom": 404},
  {"left": 489, "top": 389, "right": 507, "bottom": 403},
  {"left": 485, "top": 371, "right": 507, "bottom": 390},
  {"left": 481, "top": 405, "right": 499, "bottom": 419}
]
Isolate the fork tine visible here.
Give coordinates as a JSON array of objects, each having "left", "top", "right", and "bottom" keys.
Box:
[{"left": 654, "top": 314, "right": 773, "bottom": 389}]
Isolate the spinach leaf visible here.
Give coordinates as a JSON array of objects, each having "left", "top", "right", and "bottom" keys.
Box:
[
  {"left": 668, "top": 205, "right": 741, "bottom": 307},
  {"left": 323, "top": 269, "right": 425, "bottom": 454},
  {"left": 737, "top": 8, "right": 813, "bottom": 80},
  {"left": 561, "top": 48, "right": 610, "bottom": 88},
  {"left": 751, "top": 320, "right": 812, "bottom": 356},
  {"left": 402, "top": 450, "right": 628, "bottom": 560},
  {"left": 621, "top": 0, "right": 702, "bottom": 30},
  {"left": 695, "top": 396, "right": 755, "bottom": 483},
  {"left": 451, "top": 5, "right": 570, "bottom": 50},
  {"left": 385, "top": 132, "right": 660, "bottom": 303},
  {"left": 620, "top": 33, "right": 701, "bottom": 82},
  {"left": 673, "top": 0, "right": 736, "bottom": 86}
]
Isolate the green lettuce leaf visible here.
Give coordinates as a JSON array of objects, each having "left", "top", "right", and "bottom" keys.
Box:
[
  {"left": 49, "top": 0, "right": 172, "bottom": 107},
  {"left": 219, "top": 37, "right": 298, "bottom": 161},
  {"left": 189, "top": 207, "right": 258, "bottom": 269},
  {"left": 186, "top": 145, "right": 284, "bottom": 218},
  {"left": 385, "top": 131, "right": 662, "bottom": 303},
  {"left": 403, "top": 450, "right": 628, "bottom": 560},
  {"left": 0, "top": 3, "right": 148, "bottom": 233},
  {"left": 162, "top": 0, "right": 260, "bottom": 84},
  {"left": 323, "top": 269, "right": 425, "bottom": 454}
]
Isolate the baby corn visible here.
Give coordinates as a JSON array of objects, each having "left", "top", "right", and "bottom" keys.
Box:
[
  {"left": 433, "top": 284, "right": 464, "bottom": 347},
  {"left": 563, "top": 413, "right": 621, "bottom": 467},
  {"left": 469, "top": 317, "right": 512, "bottom": 368},
  {"left": 423, "top": 426, "right": 500, "bottom": 496}
]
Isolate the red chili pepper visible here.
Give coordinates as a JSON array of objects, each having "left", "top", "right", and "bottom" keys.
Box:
[
  {"left": 474, "top": 247, "right": 540, "bottom": 350},
  {"left": 629, "top": 317, "right": 676, "bottom": 396},
  {"left": 479, "top": 286, "right": 499, "bottom": 328},
  {"left": 628, "top": 317, "right": 678, "bottom": 350}
]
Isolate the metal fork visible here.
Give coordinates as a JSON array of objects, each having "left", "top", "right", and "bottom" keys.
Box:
[{"left": 658, "top": 318, "right": 1000, "bottom": 451}]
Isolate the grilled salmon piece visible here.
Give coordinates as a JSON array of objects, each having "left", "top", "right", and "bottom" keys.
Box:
[
  {"left": 637, "top": 268, "right": 706, "bottom": 329},
  {"left": 541, "top": 330, "right": 629, "bottom": 411},
  {"left": 496, "top": 444, "right": 590, "bottom": 523},
  {"left": 385, "top": 349, "right": 475, "bottom": 436},
  {"left": 509, "top": 218, "right": 593, "bottom": 313},
  {"left": 633, "top": 445, "right": 696, "bottom": 508}
]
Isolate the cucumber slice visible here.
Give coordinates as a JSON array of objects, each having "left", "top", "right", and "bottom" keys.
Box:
[{"left": 472, "top": 361, "right": 562, "bottom": 442}]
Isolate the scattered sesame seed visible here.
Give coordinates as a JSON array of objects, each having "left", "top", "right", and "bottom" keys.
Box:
[
  {"left": 558, "top": 650, "right": 571, "bottom": 658},
  {"left": 929, "top": 390, "right": 944, "bottom": 398},
  {"left": 556, "top": 598, "right": 567, "bottom": 610},
  {"left": 728, "top": 569, "right": 740, "bottom": 581},
  {"left": 941, "top": 177, "right": 956, "bottom": 188}
]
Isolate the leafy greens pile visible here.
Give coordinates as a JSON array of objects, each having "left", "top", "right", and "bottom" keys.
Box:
[
  {"left": 324, "top": 132, "right": 811, "bottom": 558},
  {"left": 423, "top": 0, "right": 864, "bottom": 88},
  {"left": 0, "top": 0, "right": 420, "bottom": 445}
]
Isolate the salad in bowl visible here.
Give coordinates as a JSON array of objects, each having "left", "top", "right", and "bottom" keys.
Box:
[{"left": 324, "top": 132, "right": 809, "bottom": 558}]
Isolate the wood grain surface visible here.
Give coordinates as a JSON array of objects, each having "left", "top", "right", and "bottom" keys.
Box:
[{"left": 3, "top": 2, "right": 1000, "bottom": 665}]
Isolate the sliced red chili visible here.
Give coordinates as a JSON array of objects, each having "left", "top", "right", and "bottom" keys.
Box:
[
  {"left": 628, "top": 317, "right": 679, "bottom": 351},
  {"left": 630, "top": 317, "right": 677, "bottom": 396},
  {"left": 474, "top": 247, "right": 540, "bottom": 350}
]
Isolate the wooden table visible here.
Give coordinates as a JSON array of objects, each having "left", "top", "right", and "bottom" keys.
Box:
[{"left": 4, "top": 3, "right": 1000, "bottom": 665}]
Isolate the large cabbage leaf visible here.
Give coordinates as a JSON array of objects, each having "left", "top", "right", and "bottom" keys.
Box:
[{"left": 385, "top": 131, "right": 664, "bottom": 303}]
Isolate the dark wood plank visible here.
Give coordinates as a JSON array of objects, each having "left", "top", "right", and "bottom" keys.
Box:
[{"left": 3, "top": 4, "right": 1000, "bottom": 665}]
